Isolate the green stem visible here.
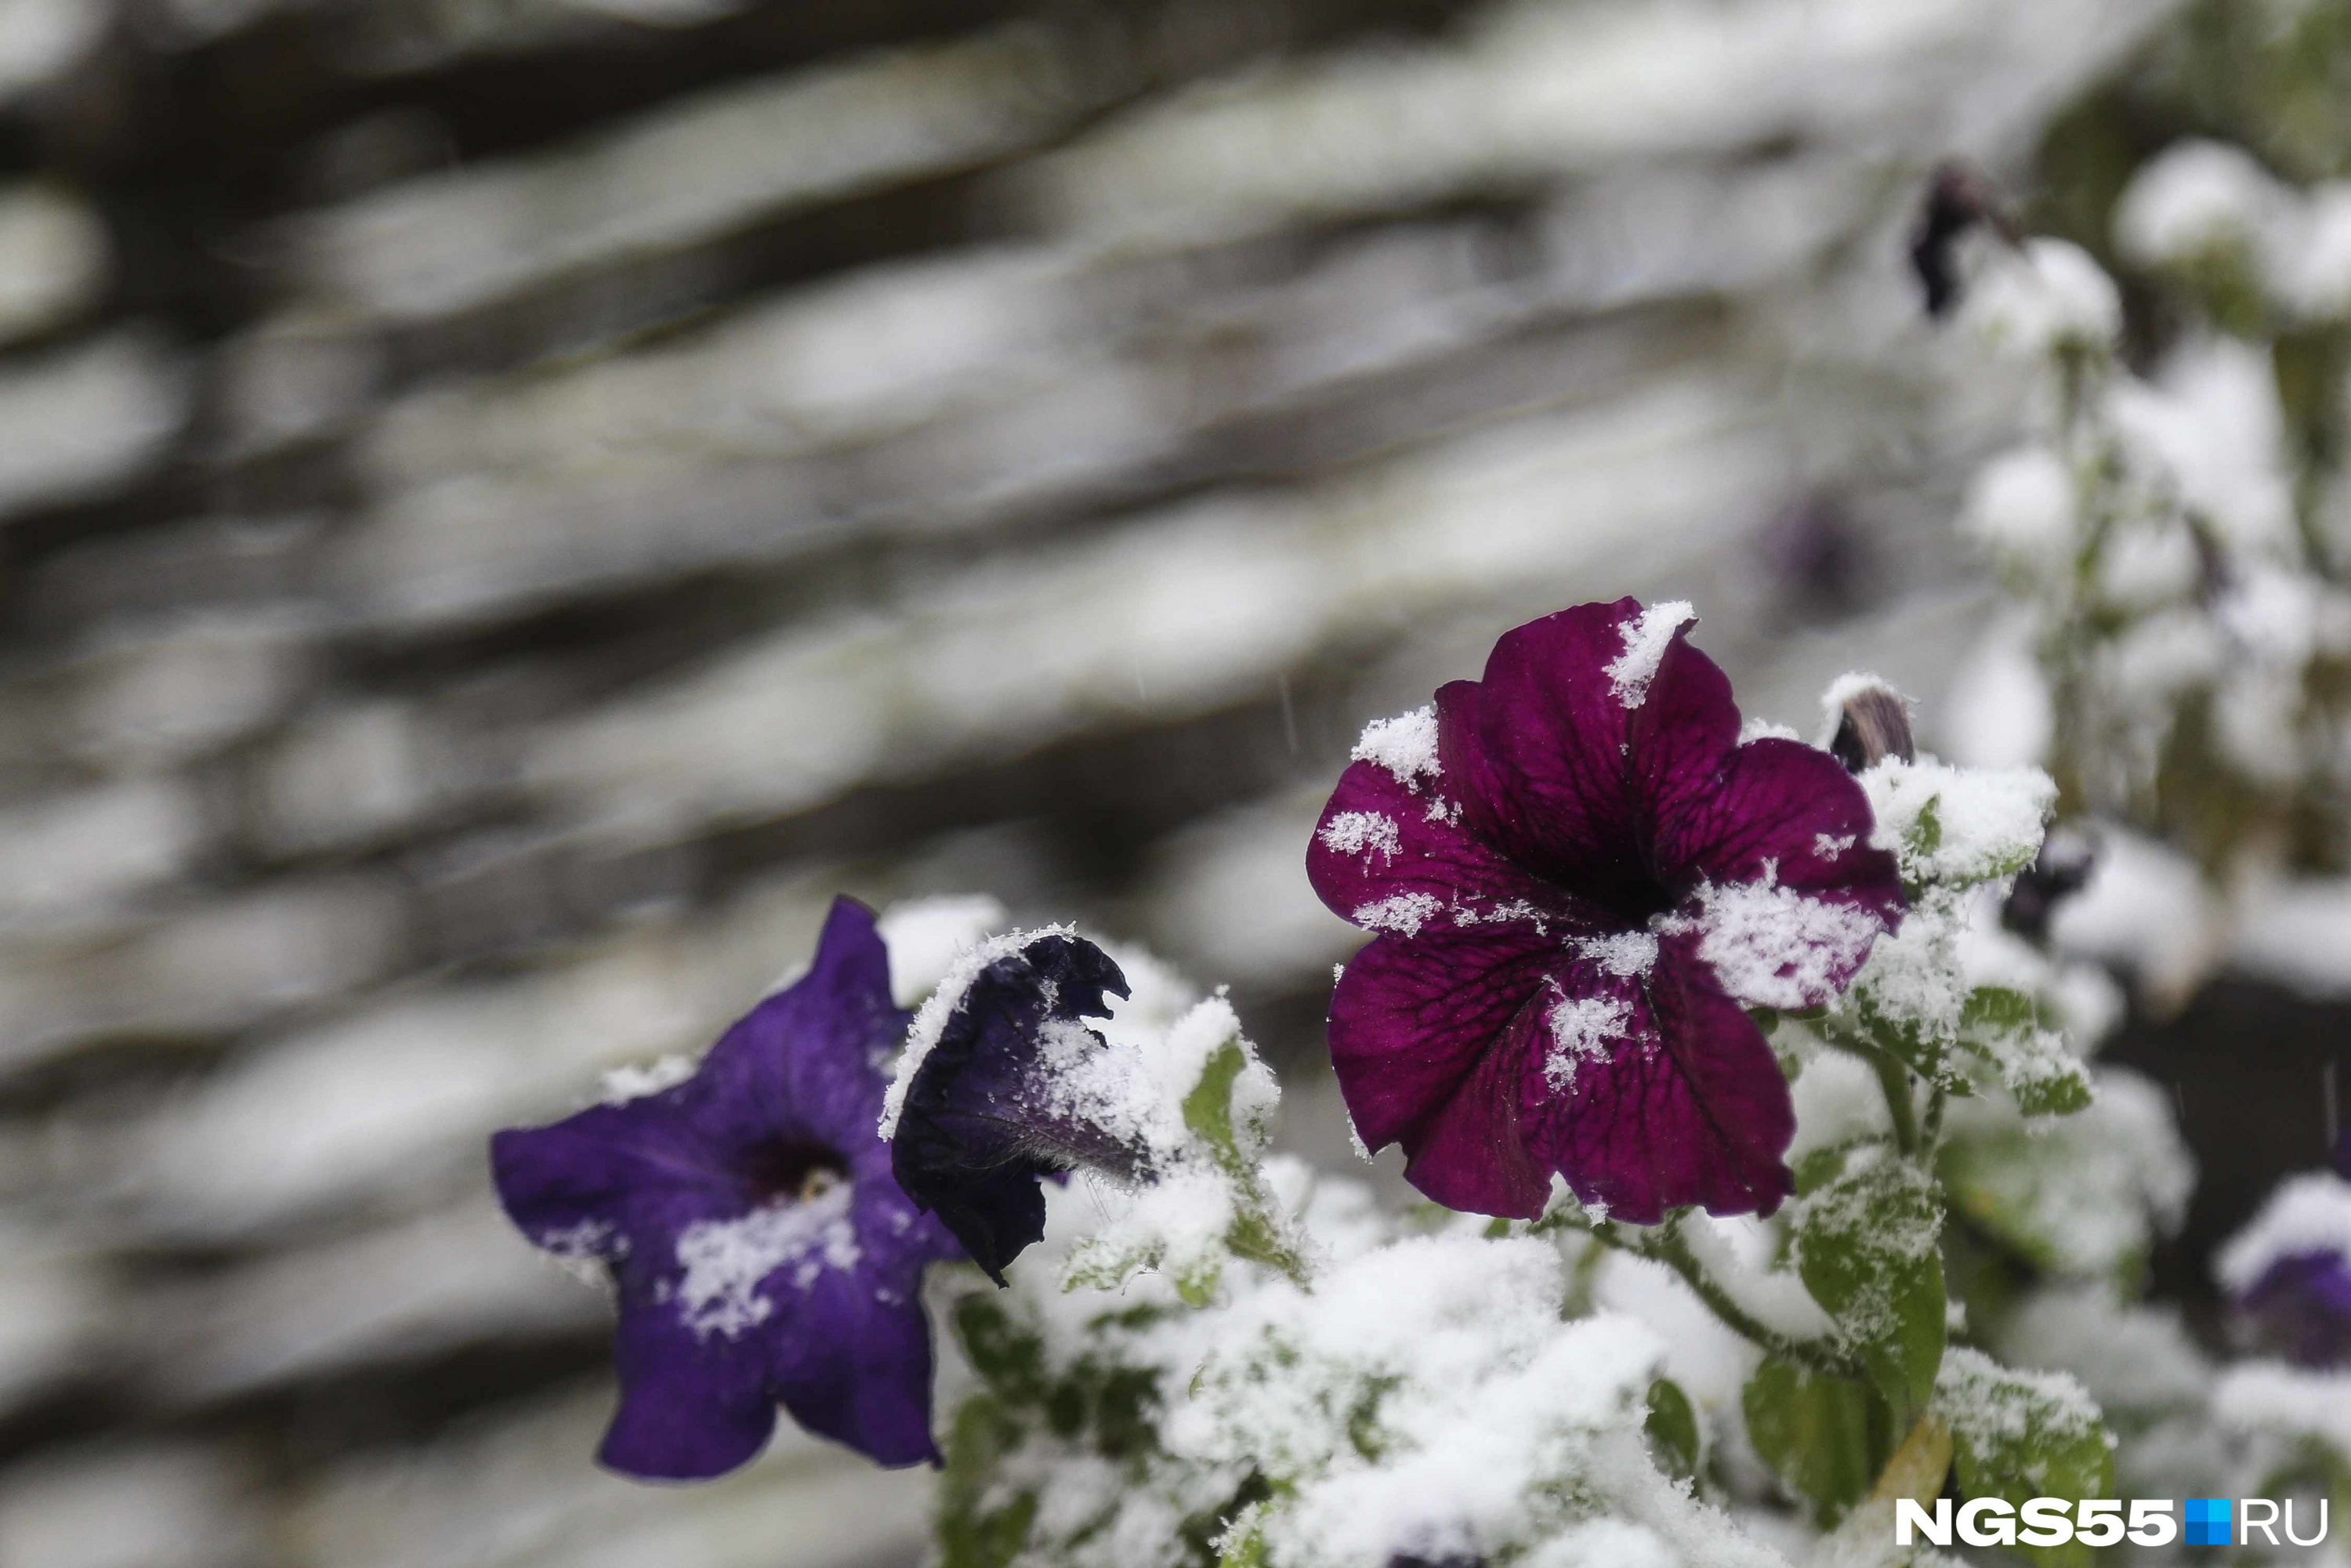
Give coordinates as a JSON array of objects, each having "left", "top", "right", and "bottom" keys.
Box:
[
  {"left": 1538, "top": 1210, "right": 1864, "bottom": 1382},
  {"left": 1921, "top": 1085, "right": 1947, "bottom": 1153},
  {"left": 1869, "top": 1048, "right": 1921, "bottom": 1157}
]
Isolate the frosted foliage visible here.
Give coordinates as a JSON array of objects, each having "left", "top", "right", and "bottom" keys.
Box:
[
  {"left": 1962, "top": 238, "right": 2121, "bottom": 357},
  {"left": 906, "top": 726, "right": 2190, "bottom": 1566},
  {"left": 1605, "top": 599, "right": 1694, "bottom": 709},
  {"left": 1962, "top": 446, "right": 2076, "bottom": 571},
  {"left": 1954, "top": 178, "right": 2351, "bottom": 912},
  {"left": 2215, "top": 1171, "right": 2351, "bottom": 1294},
  {"left": 2213, "top": 1363, "right": 2351, "bottom": 1457},
  {"left": 1183, "top": 1241, "right": 1780, "bottom": 1568},
  {"left": 1933, "top": 1348, "right": 2106, "bottom": 1454},
  {"left": 668, "top": 1179, "right": 856, "bottom": 1338},
  {"left": 1860, "top": 757, "right": 2052, "bottom": 889},
  {"left": 1351, "top": 704, "right": 1440, "bottom": 786},
  {"left": 2114, "top": 139, "right": 2289, "bottom": 269},
  {"left": 1996, "top": 1290, "right": 2208, "bottom": 1418},
  {"left": 929, "top": 940, "right": 1816, "bottom": 1568},
  {"left": 1942, "top": 1067, "right": 2191, "bottom": 1278}
]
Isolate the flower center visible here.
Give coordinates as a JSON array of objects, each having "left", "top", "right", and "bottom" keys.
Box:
[{"left": 741, "top": 1141, "right": 849, "bottom": 1205}]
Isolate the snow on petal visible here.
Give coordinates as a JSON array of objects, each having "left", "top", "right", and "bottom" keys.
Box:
[
  {"left": 1351, "top": 704, "right": 1440, "bottom": 786},
  {"left": 1605, "top": 599, "right": 1695, "bottom": 708},
  {"left": 1688, "top": 869, "right": 1888, "bottom": 1011},
  {"left": 1317, "top": 809, "right": 1401, "bottom": 863},
  {"left": 672, "top": 1181, "right": 858, "bottom": 1338}
]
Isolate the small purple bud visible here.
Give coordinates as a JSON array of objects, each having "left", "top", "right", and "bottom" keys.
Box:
[{"left": 1828, "top": 681, "right": 1915, "bottom": 773}]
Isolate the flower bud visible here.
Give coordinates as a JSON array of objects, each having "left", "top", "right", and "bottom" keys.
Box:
[{"left": 1827, "top": 679, "right": 1915, "bottom": 773}]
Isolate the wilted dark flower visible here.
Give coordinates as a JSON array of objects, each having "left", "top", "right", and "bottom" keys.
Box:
[
  {"left": 490, "top": 897, "right": 962, "bottom": 1479},
  {"left": 885, "top": 932, "right": 1134, "bottom": 1285},
  {"left": 1308, "top": 599, "right": 1904, "bottom": 1223},
  {"left": 1911, "top": 158, "right": 2019, "bottom": 317},
  {"left": 2000, "top": 825, "right": 2096, "bottom": 944}
]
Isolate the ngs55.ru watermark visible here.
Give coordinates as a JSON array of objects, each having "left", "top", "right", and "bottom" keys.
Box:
[{"left": 1897, "top": 1497, "right": 2330, "bottom": 1548}]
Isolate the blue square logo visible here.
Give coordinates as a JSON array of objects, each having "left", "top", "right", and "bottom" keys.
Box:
[{"left": 2185, "top": 1497, "right": 2233, "bottom": 1546}]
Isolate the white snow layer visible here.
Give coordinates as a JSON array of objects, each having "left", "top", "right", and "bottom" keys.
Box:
[
  {"left": 1605, "top": 599, "right": 1694, "bottom": 708},
  {"left": 1350, "top": 704, "right": 1440, "bottom": 787},
  {"left": 2215, "top": 1171, "right": 2351, "bottom": 1295},
  {"left": 669, "top": 1179, "right": 857, "bottom": 1338}
]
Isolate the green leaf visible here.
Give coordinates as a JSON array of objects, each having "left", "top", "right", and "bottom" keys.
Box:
[
  {"left": 1182, "top": 1037, "right": 1264, "bottom": 1175},
  {"left": 1848, "top": 988, "right": 1970, "bottom": 1095},
  {"left": 1791, "top": 1150, "right": 1947, "bottom": 1423},
  {"left": 1742, "top": 1360, "right": 1898, "bottom": 1526},
  {"left": 1938, "top": 1114, "right": 2157, "bottom": 1288},
  {"left": 1905, "top": 796, "right": 1943, "bottom": 867},
  {"left": 955, "top": 1294, "right": 1049, "bottom": 1404},
  {"left": 936, "top": 1393, "right": 1038, "bottom": 1568},
  {"left": 1646, "top": 1377, "right": 1701, "bottom": 1480},
  {"left": 1936, "top": 1348, "right": 2114, "bottom": 1568},
  {"left": 1957, "top": 987, "right": 2092, "bottom": 1117}
]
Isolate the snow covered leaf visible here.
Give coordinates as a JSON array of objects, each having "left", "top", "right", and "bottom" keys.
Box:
[
  {"left": 938, "top": 1390, "right": 1038, "bottom": 1568},
  {"left": 1791, "top": 1150, "right": 1947, "bottom": 1422},
  {"left": 1643, "top": 1377, "right": 1700, "bottom": 1480},
  {"left": 1844, "top": 975, "right": 1973, "bottom": 1096},
  {"left": 1741, "top": 1360, "right": 1896, "bottom": 1526},
  {"left": 1938, "top": 1071, "right": 2190, "bottom": 1285},
  {"left": 1936, "top": 1349, "right": 2113, "bottom": 1568},
  {"left": 1861, "top": 759, "right": 2053, "bottom": 895},
  {"left": 1957, "top": 987, "right": 2092, "bottom": 1117}
]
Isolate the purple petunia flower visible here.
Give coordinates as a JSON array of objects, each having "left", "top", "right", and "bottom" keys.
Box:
[
  {"left": 2238, "top": 1251, "right": 2351, "bottom": 1367},
  {"left": 490, "top": 896, "right": 963, "bottom": 1480},
  {"left": 885, "top": 932, "right": 1134, "bottom": 1286},
  {"left": 2222, "top": 1140, "right": 2351, "bottom": 1367},
  {"left": 1307, "top": 599, "right": 1904, "bottom": 1224}
]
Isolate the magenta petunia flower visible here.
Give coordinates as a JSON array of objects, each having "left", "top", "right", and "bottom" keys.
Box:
[
  {"left": 490, "top": 896, "right": 962, "bottom": 1479},
  {"left": 1307, "top": 599, "right": 1904, "bottom": 1223}
]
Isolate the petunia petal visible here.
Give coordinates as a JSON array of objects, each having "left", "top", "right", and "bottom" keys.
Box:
[
  {"left": 889, "top": 934, "right": 1132, "bottom": 1285},
  {"left": 694, "top": 897, "right": 907, "bottom": 1158},
  {"left": 1465, "top": 600, "right": 1741, "bottom": 911},
  {"left": 1327, "top": 922, "right": 1561, "bottom": 1179},
  {"left": 1523, "top": 943, "right": 1795, "bottom": 1224},
  {"left": 599, "top": 1306, "right": 777, "bottom": 1480},
  {"left": 1392, "top": 999, "right": 1554, "bottom": 1219},
  {"left": 489, "top": 1115, "right": 748, "bottom": 1256},
  {"left": 1649, "top": 738, "right": 1902, "bottom": 1009},
  {"left": 1307, "top": 748, "right": 1582, "bottom": 940},
  {"left": 773, "top": 1261, "right": 944, "bottom": 1467},
  {"left": 2241, "top": 1249, "right": 2351, "bottom": 1368}
]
